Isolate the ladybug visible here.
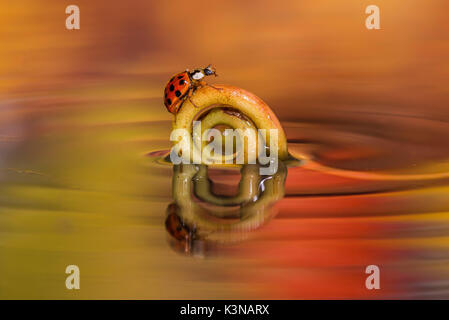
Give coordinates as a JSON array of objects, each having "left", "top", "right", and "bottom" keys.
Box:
[
  {"left": 165, "top": 203, "right": 198, "bottom": 254},
  {"left": 165, "top": 204, "right": 193, "bottom": 242},
  {"left": 164, "top": 65, "right": 217, "bottom": 114}
]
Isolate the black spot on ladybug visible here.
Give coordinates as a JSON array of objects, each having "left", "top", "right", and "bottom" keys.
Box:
[
  {"left": 176, "top": 225, "right": 182, "bottom": 232},
  {"left": 177, "top": 75, "right": 184, "bottom": 79},
  {"left": 164, "top": 92, "right": 167, "bottom": 98},
  {"left": 166, "top": 98, "right": 172, "bottom": 105},
  {"left": 175, "top": 90, "right": 181, "bottom": 97},
  {"left": 179, "top": 79, "right": 185, "bottom": 85},
  {"left": 169, "top": 84, "right": 175, "bottom": 91}
]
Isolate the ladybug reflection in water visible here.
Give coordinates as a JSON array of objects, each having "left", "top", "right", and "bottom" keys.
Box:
[
  {"left": 165, "top": 203, "right": 206, "bottom": 256},
  {"left": 163, "top": 65, "right": 219, "bottom": 114}
]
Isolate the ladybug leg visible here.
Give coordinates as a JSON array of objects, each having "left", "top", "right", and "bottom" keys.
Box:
[
  {"left": 206, "top": 83, "right": 223, "bottom": 91},
  {"left": 187, "top": 89, "right": 200, "bottom": 108},
  {"left": 198, "top": 80, "right": 223, "bottom": 91},
  {"left": 188, "top": 96, "right": 200, "bottom": 108}
]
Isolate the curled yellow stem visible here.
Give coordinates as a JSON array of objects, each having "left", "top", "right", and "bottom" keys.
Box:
[
  {"left": 171, "top": 162, "right": 286, "bottom": 242},
  {"left": 172, "top": 85, "right": 289, "bottom": 164}
]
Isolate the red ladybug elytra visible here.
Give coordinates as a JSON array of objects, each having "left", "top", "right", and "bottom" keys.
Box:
[{"left": 164, "top": 65, "right": 217, "bottom": 114}]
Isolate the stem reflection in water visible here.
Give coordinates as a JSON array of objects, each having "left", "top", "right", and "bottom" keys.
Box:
[{"left": 165, "top": 162, "right": 287, "bottom": 256}]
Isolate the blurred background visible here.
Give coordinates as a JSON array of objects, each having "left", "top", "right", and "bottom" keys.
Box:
[{"left": 1, "top": 0, "right": 449, "bottom": 299}]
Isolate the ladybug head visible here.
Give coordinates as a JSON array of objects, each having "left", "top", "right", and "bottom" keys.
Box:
[
  {"left": 189, "top": 65, "right": 217, "bottom": 81},
  {"left": 204, "top": 65, "right": 217, "bottom": 77}
]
